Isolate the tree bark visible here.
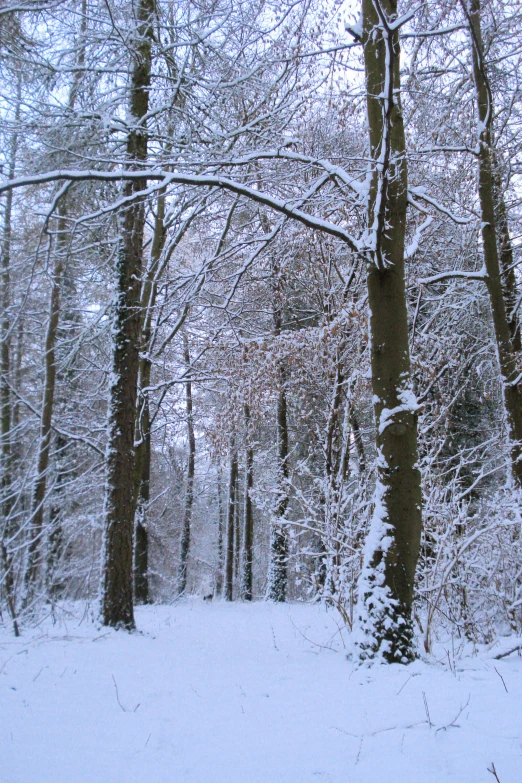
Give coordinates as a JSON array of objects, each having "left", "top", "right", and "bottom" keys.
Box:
[
  {"left": 23, "top": 208, "right": 66, "bottom": 602},
  {"left": 46, "top": 432, "right": 66, "bottom": 598},
  {"left": 224, "top": 444, "right": 238, "bottom": 601},
  {"left": 178, "top": 330, "right": 196, "bottom": 595},
  {"left": 242, "top": 404, "right": 254, "bottom": 601},
  {"left": 234, "top": 466, "right": 241, "bottom": 585},
  {"left": 133, "top": 395, "right": 151, "bottom": 604},
  {"left": 215, "top": 461, "right": 224, "bottom": 596},
  {"left": 354, "top": 0, "right": 422, "bottom": 663},
  {"left": 101, "top": 0, "right": 154, "bottom": 629},
  {"left": 132, "top": 192, "right": 167, "bottom": 603},
  {"left": 1, "top": 97, "right": 20, "bottom": 635},
  {"left": 464, "top": 0, "right": 522, "bottom": 488},
  {"left": 267, "top": 257, "right": 290, "bottom": 602},
  {"left": 268, "top": 367, "right": 290, "bottom": 602},
  {"left": 493, "top": 167, "right": 521, "bottom": 355}
]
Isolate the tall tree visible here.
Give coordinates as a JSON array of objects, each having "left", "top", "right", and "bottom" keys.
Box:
[
  {"left": 462, "top": 0, "right": 522, "bottom": 488},
  {"left": 133, "top": 193, "right": 167, "bottom": 604},
  {"left": 242, "top": 404, "right": 254, "bottom": 601},
  {"left": 224, "top": 443, "right": 238, "bottom": 601},
  {"left": 0, "top": 80, "right": 21, "bottom": 635},
  {"left": 267, "top": 260, "right": 290, "bottom": 602},
  {"left": 101, "top": 0, "right": 154, "bottom": 628},
  {"left": 353, "top": 0, "right": 422, "bottom": 663},
  {"left": 178, "top": 329, "right": 196, "bottom": 595}
]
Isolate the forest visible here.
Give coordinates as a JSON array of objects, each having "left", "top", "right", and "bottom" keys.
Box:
[
  {"left": 1, "top": 0, "right": 522, "bottom": 762},
  {"left": 2, "top": 0, "right": 522, "bottom": 779},
  {"left": 2, "top": 0, "right": 522, "bottom": 659}
]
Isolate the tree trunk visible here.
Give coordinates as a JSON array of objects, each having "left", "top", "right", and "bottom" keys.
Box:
[
  {"left": 133, "top": 193, "right": 167, "bottom": 603},
  {"left": 133, "top": 394, "right": 151, "bottom": 604},
  {"left": 493, "top": 167, "right": 521, "bottom": 355},
  {"left": 234, "top": 466, "right": 241, "bottom": 585},
  {"left": 224, "top": 444, "right": 238, "bottom": 601},
  {"left": 268, "top": 368, "right": 290, "bottom": 602},
  {"left": 242, "top": 405, "right": 254, "bottom": 601},
  {"left": 46, "top": 432, "right": 66, "bottom": 598},
  {"left": 354, "top": 0, "right": 422, "bottom": 663},
  {"left": 1, "top": 119, "right": 17, "bottom": 525},
  {"left": 101, "top": 0, "right": 154, "bottom": 629},
  {"left": 0, "top": 92, "right": 21, "bottom": 636},
  {"left": 23, "top": 209, "right": 66, "bottom": 602},
  {"left": 0, "top": 97, "right": 20, "bottom": 635},
  {"left": 267, "top": 257, "right": 290, "bottom": 602},
  {"left": 464, "top": 0, "right": 522, "bottom": 488},
  {"left": 215, "top": 461, "right": 224, "bottom": 596},
  {"left": 178, "top": 330, "right": 196, "bottom": 595}
]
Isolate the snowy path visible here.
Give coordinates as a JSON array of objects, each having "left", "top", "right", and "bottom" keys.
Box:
[{"left": 0, "top": 601, "right": 521, "bottom": 783}]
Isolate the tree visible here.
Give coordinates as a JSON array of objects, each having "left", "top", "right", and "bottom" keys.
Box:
[
  {"left": 352, "top": 0, "right": 422, "bottom": 663},
  {"left": 101, "top": 0, "right": 154, "bottom": 629},
  {"left": 224, "top": 443, "right": 238, "bottom": 601},
  {"left": 462, "top": 0, "right": 522, "bottom": 488},
  {"left": 177, "top": 329, "right": 196, "bottom": 595}
]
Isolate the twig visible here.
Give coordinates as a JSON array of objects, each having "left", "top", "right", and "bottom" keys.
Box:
[
  {"left": 396, "top": 672, "right": 420, "bottom": 695},
  {"left": 0, "top": 654, "right": 14, "bottom": 675},
  {"left": 92, "top": 633, "right": 110, "bottom": 643},
  {"left": 331, "top": 725, "right": 358, "bottom": 738},
  {"left": 355, "top": 736, "right": 363, "bottom": 765},
  {"left": 436, "top": 695, "right": 470, "bottom": 732},
  {"left": 493, "top": 667, "right": 508, "bottom": 693},
  {"left": 422, "top": 691, "right": 433, "bottom": 729},
  {"left": 111, "top": 674, "right": 140, "bottom": 712},
  {"left": 32, "top": 665, "right": 48, "bottom": 682},
  {"left": 270, "top": 623, "right": 279, "bottom": 652},
  {"left": 289, "top": 617, "right": 337, "bottom": 653},
  {"left": 487, "top": 762, "right": 501, "bottom": 782}
]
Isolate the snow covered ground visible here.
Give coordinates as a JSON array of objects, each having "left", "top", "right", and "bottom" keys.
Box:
[{"left": 0, "top": 601, "right": 521, "bottom": 783}]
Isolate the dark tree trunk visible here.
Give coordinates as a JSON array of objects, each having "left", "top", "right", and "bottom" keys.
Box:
[
  {"left": 178, "top": 330, "right": 196, "bottom": 595},
  {"left": 224, "top": 445, "right": 238, "bottom": 601},
  {"left": 354, "top": 0, "right": 422, "bottom": 663},
  {"left": 268, "top": 369, "right": 290, "bottom": 602},
  {"left": 234, "top": 468, "right": 241, "bottom": 585},
  {"left": 46, "top": 433, "right": 66, "bottom": 598},
  {"left": 24, "top": 209, "right": 66, "bottom": 602},
  {"left": 101, "top": 0, "right": 154, "bottom": 629},
  {"left": 0, "top": 94, "right": 20, "bottom": 635},
  {"left": 494, "top": 168, "right": 521, "bottom": 355},
  {"left": 242, "top": 405, "right": 254, "bottom": 601},
  {"left": 215, "top": 462, "right": 224, "bottom": 597},
  {"left": 267, "top": 258, "right": 290, "bottom": 603}
]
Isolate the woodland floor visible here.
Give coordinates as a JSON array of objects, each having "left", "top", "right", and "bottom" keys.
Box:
[{"left": 0, "top": 600, "right": 521, "bottom": 783}]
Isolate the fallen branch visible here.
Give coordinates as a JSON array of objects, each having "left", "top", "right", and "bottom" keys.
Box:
[{"left": 494, "top": 644, "right": 522, "bottom": 660}]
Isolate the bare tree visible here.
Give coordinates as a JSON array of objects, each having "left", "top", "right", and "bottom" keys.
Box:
[
  {"left": 101, "top": 0, "right": 154, "bottom": 629},
  {"left": 352, "top": 0, "right": 422, "bottom": 663}
]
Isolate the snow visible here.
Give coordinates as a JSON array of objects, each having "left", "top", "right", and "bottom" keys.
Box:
[
  {"left": 1, "top": 601, "right": 521, "bottom": 783},
  {"left": 378, "top": 388, "right": 421, "bottom": 435},
  {"left": 351, "top": 475, "right": 399, "bottom": 662}
]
